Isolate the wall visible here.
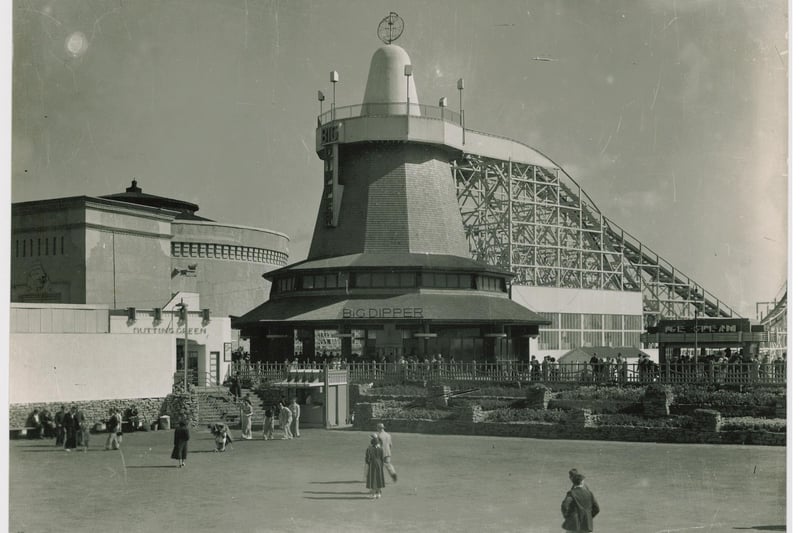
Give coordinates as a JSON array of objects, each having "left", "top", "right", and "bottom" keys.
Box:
[
  {"left": 171, "top": 221, "right": 289, "bottom": 317},
  {"left": 10, "top": 333, "right": 174, "bottom": 404}
]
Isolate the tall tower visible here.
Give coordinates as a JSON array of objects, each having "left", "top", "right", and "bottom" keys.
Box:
[{"left": 235, "top": 14, "right": 548, "bottom": 363}]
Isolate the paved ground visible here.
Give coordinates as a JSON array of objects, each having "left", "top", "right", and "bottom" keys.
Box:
[{"left": 9, "top": 427, "right": 785, "bottom": 532}]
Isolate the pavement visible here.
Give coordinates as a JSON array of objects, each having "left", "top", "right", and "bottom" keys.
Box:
[{"left": 9, "top": 427, "right": 786, "bottom": 532}]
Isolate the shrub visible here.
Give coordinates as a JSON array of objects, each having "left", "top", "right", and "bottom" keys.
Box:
[
  {"left": 379, "top": 406, "right": 454, "bottom": 421},
  {"left": 593, "top": 414, "right": 692, "bottom": 429},
  {"left": 671, "top": 386, "right": 783, "bottom": 408},
  {"left": 368, "top": 384, "right": 428, "bottom": 397},
  {"left": 485, "top": 408, "right": 570, "bottom": 424},
  {"left": 720, "top": 417, "right": 786, "bottom": 433},
  {"left": 557, "top": 386, "right": 643, "bottom": 402},
  {"left": 449, "top": 398, "right": 514, "bottom": 410}
]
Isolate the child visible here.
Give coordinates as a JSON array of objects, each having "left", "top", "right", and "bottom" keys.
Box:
[
  {"left": 171, "top": 420, "right": 190, "bottom": 468},
  {"left": 263, "top": 405, "right": 275, "bottom": 440}
]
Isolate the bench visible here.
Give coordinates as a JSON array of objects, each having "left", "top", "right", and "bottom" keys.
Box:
[{"left": 9, "top": 427, "right": 37, "bottom": 439}]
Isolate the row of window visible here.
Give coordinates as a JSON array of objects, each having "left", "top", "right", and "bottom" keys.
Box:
[
  {"left": 538, "top": 330, "right": 642, "bottom": 350},
  {"left": 537, "top": 312, "right": 642, "bottom": 331},
  {"left": 275, "top": 272, "right": 508, "bottom": 293},
  {"left": 171, "top": 242, "right": 288, "bottom": 265},
  {"left": 14, "top": 236, "right": 65, "bottom": 258}
]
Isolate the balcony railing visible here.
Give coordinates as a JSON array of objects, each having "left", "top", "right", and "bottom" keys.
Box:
[
  {"left": 319, "top": 102, "right": 462, "bottom": 127},
  {"left": 220, "top": 360, "right": 786, "bottom": 387}
]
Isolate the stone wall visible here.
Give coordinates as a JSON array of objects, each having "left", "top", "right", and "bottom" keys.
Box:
[
  {"left": 10, "top": 397, "right": 166, "bottom": 429},
  {"left": 358, "top": 417, "right": 785, "bottom": 446}
]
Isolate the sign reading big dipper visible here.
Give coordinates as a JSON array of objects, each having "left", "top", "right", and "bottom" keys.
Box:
[{"left": 232, "top": 13, "right": 550, "bottom": 362}]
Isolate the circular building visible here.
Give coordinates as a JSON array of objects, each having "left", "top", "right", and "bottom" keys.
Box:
[{"left": 234, "top": 43, "right": 549, "bottom": 363}]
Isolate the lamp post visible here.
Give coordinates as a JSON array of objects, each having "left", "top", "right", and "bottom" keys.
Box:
[
  {"left": 457, "top": 77, "right": 465, "bottom": 143},
  {"left": 175, "top": 301, "right": 190, "bottom": 392},
  {"left": 317, "top": 90, "right": 325, "bottom": 117},
  {"left": 329, "top": 70, "right": 338, "bottom": 120},
  {"left": 404, "top": 64, "right": 413, "bottom": 115}
]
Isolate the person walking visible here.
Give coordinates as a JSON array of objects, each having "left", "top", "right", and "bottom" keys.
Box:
[
  {"left": 289, "top": 397, "right": 301, "bottom": 438},
  {"left": 278, "top": 401, "right": 293, "bottom": 440},
  {"left": 561, "top": 468, "right": 599, "bottom": 533},
  {"left": 171, "top": 420, "right": 190, "bottom": 468},
  {"left": 376, "top": 423, "right": 398, "bottom": 482},
  {"left": 240, "top": 395, "right": 253, "bottom": 440},
  {"left": 364, "top": 433, "right": 385, "bottom": 499},
  {"left": 262, "top": 405, "right": 276, "bottom": 440},
  {"left": 104, "top": 408, "right": 122, "bottom": 450}
]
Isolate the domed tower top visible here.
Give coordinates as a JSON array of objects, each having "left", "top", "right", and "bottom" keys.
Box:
[{"left": 362, "top": 45, "right": 420, "bottom": 108}]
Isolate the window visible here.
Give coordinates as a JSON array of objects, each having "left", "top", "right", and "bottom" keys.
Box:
[
  {"left": 624, "top": 315, "right": 642, "bottom": 330},
  {"left": 604, "top": 332, "right": 623, "bottom": 347},
  {"left": 190, "top": 243, "right": 198, "bottom": 257},
  {"left": 22, "top": 239, "right": 26, "bottom": 257},
  {"left": 325, "top": 274, "right": 337, "bottom": 288},
  {"left": 400, "top": 273, "right": 416, "bottom": 287},
  {"left": 561, "top": 313, "right": 581, "bottom": 330},
  {"left": 624, "top": 332, "right": 642, "bottom": 347},
  {"left": 434, "top": 273, "right": 447, "bottom": 288},
  {"left": 583, "top": 332, "right": 602, "bottom": 346},
  {"left": 356, "top": 273, "right": 370, "bottom": 287},
  {"left": 458, "top": 274, "right": 471, "bottom": 289},
  {"left": 584, "top": 314, "right": 603, "bottom": 330},
  {"left": 605, "top": 314, "right": 623, "bottom": 330},
  {"left": 302, "top": 276, "right": 315, "bottom": 289},
  {"left": 385, "top": 273, "right": 399, "bottom": 287},
  {"left": 422, "top": 273, "right": 434, "bottom": 287},
  {"left": 538, "top": 330, "right": 559, "bottom": 350},
  {"left": 561, "top": 331, "right": 581, "bottom": 349}
]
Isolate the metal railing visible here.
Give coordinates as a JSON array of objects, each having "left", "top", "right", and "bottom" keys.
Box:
[
  {"left": 221, "top": 360, "right": 786, "bottom": 387},
  {"left": 319, "top": 102, "right": 462, "bottom": 127}
]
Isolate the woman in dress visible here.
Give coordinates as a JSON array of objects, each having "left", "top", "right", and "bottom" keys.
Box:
[
  {"left": 171, "top": 420, "right": 190, "bottom": 468},
  {"left": 240, "top": 396, "right": 253, "bottom": 440},
  {"left": 364, "top": 434, "right": 385, "bottom": 499}
]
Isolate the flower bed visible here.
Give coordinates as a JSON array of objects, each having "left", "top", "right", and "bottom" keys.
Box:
[
  {"left": 484, "top": 408, "right": 570, "bottom": 424},
  {"left": 720, "top": 417, "right": 786, "bottom": 433}
]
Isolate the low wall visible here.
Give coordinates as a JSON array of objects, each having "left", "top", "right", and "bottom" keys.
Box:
[
  {"left": 356, "top": 418, "right": 784, "bottom": 446},
  {"left": 9, "top": 397, "right": 167, "bottom": 429}
]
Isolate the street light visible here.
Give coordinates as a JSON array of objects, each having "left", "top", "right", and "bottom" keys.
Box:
[
  {"left": 317, "top": 90, "right": 325, "bottom": 117},
  {"left": 329, "top": 70, "right": 338, "bottom": 120},
  {"left": 176, "top": 301, "right": 190, "bottom": 392}
]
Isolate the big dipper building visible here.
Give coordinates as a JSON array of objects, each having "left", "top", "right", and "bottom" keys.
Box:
[{"left": 234, "top": 34, "right": 549, "bottom": 362}]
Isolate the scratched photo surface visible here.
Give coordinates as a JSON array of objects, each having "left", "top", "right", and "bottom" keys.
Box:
[{"left": 9, "top": 1, "right": 788, "bottom": 532}]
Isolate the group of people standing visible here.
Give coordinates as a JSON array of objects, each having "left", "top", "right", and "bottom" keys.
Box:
[
  {"left": 262, "top": 398, "right": 300, "bottom": 440},
  {"left": 50, "top": 405, "right": 90, "bottom": 452}
]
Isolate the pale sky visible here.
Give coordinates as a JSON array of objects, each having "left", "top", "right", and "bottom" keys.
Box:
[{"left": 10, "top": 0, "right": 788, "bottom": 318}]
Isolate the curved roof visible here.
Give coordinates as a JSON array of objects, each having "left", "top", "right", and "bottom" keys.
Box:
[{"left": 101, "top": 180, "right": 213, "bottom": 221}]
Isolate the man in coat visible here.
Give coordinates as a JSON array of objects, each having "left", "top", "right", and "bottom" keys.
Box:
[{"left": 561, "top": 468, "right": 599, "bottom": 532}]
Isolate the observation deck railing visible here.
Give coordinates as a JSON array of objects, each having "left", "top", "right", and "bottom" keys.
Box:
[{"left": 318, "top": 101, "right": 462, "bottom": 127}]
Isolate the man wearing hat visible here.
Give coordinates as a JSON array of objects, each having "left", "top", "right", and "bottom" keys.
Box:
[
  {"left": 561, "top": 468, "right": 599, "bottom": 532},
  {"left": 376, "top": 423, "right": 398, "bottom": 482}
]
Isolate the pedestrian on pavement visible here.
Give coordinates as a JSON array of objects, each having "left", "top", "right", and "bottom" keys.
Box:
[
  {"left": 171, "top": 420, "right": 190, "bottom": 468},
  {"left": 278, "top": 401, "right": 293, "bottom": 440},
  {"left": 263, "top": 405, "right": 276, "bottom": 440},
  {"left": 289, "top": 397, "right": 301, "bottom": 438},
  {"left": 104, "top": 408, "right": 122, "bottom": 450},
  {"left": 364, "top": 433, "right": 385, "bottom": 499},
  {"left": 63, "top": 406, "right": 78, "bottom": 451},
  {"left": 76, "top": 406, "right": 90, "bottom": 452},
  {"left": 376, "top": 423, "right": 398, "bottom": 482},
  {"left": 561, "top": 468, "right": 600, "bottom": 532},
  {"left": 54, "top": 405, "right": 66, "bottom": 447},
  {"left": 240, "top": 395, "right": 253, "bottom": 440}
]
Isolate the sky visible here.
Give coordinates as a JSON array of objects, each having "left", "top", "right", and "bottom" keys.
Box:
[{"left": 9, "top": 0, "right": 789, "bottom": 319}]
